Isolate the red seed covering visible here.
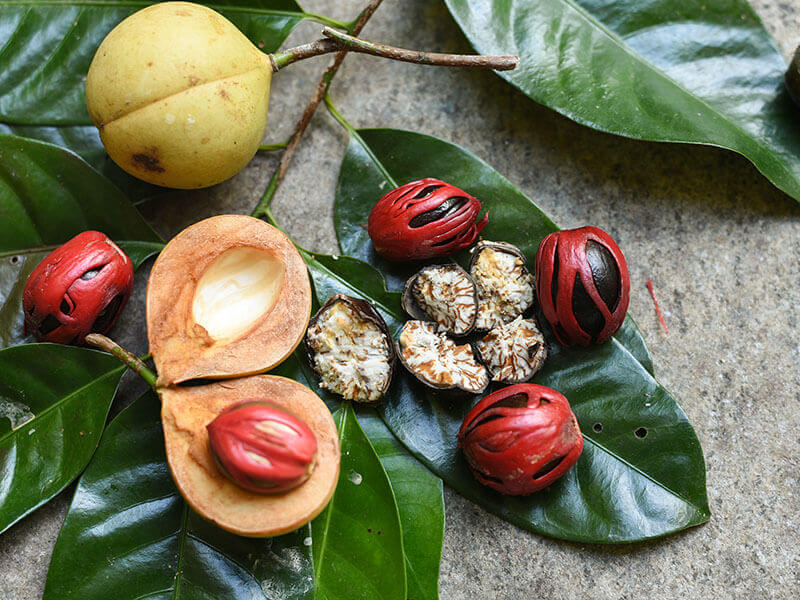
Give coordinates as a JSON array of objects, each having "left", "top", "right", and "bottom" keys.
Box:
[
  {"left": 368, "top": 178, "right": 488, "bottom": 262},
  {"left": 458, "top": 384, "right": 583, "bottom": 495},
  {"left": 23, "top": 231, "right": 133, "bottom": 345},
  {"left": 534, "top": 226, "right": 630, "bottom": 346},
  {"left": 207, "top": 400, "right": 318, "bottom": 495}
]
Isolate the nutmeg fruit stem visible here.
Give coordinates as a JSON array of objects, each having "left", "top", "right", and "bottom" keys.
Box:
[
  {"left": 85, "top": 333, "right": 158, "bottom": 390},
  {"left": 270, "top": 28, "right": 519, "bottom": 72},
  {"left": 252, "top": 0, "right": 384, "bottom": 220}
]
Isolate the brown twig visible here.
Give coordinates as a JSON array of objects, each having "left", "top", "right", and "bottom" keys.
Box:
[
  {"left": 321, "top": 27, "right": 519, "bottom": 70},
  {"left": 270, "top": 27, "right": 519, "bottom": 72},
  {"left": 252, "top": 0, "right": 384, "bottom": 221}
]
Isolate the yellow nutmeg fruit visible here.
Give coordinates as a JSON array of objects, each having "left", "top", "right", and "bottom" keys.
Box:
[{"left": 85, "top": 2, "right": 271, "bottom": 189}]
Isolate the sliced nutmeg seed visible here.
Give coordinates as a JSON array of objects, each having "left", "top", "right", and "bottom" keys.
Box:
[
  {"left": 469, "top": 241, "right": 535, "bottom": 331},
  {"left": 306, "top": 294, "right": 395, "bottom": 403},
  {"left": 397, "top": 320, "right": 488, "bottom": 394},
  {"left": 402, "top": 264, "right": 477, "bottom": 336},
  {"left": 475, "top": 316, "right": 548, "bottom": 384}
]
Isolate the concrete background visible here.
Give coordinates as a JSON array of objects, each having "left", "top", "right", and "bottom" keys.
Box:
[{"left": 2, "top": 0, "right": 799, "bottom": 598}]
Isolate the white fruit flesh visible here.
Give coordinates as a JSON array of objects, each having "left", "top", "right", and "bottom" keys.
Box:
[{"left": 192, "top": 247, "right": 284, "bottom": 341}]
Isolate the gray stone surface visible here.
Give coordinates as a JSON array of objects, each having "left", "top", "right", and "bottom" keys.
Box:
[{"left": 2, "top": 0, "right": 799, "bottom": 598}]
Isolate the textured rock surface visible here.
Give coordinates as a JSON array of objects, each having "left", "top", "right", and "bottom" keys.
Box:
[{"left": 2, "top": 0, "right": 799, "bottom": 598}]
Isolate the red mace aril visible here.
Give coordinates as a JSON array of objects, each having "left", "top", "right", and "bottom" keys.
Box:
[
  {"left": 368, "top": 177, "right": 488, "bottom": 261},
  {"left": 207, "top": 400, "right": 318, "bottom": 494},
  {"left": 534, "top": 226, "right": 630, "bottom": 346},
  {"left": 457, "top": 384, "right": 583, "bottom": 495},
  {"left": 23, "top": 231, "right": 133, "bottom": 345}
]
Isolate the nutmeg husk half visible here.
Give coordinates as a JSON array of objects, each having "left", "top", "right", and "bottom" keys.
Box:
[
  {"left": 161, "top": 375, "right": 340, "bottom": 537},
  {"left": 146, "top": 215, "right": 311, "bottom": 385}
]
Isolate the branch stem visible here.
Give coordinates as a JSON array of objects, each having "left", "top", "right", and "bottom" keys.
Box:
[
  {"left": 270, "top": 27, "right": 519, "bottom": 72},
  {"left": 322, "top": 27, "right": 519, "bottom": 70},
  {"left": 85, "top": 333, "right": 158, "bottom": 390},
  {"left": 252, "top": 0, "right": 384, "bottom": 220}
]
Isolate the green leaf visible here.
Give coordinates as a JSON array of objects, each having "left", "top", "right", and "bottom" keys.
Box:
[
  {"left": 0, "top": 344, "right": 124, "bottom": 534},
  {"left": 357, "top": 410, "right": 443, "bottom": 600},
  {"left": 0, "top": 0, "right": 305, "bottom": 127},
  {"left": 273, "top": 350, "right": 443, "bottom": 599},
  {"left": 326, "top": 127, "right": 709, "bottom": 543},
  {"left": 0, "top": 123, "right": 164, "bottom": 204},
  {"left": 0, "top": 134, "right": 163, "bottom": 347},
  {"left": 44, "top": 390, "right": 315, "bottom": 600},
  {"left": 444, "top": 0, "right": 800, "bottom": 203},
  {"left": 312, "top": 404, "right": 406, "bottom": 600}
]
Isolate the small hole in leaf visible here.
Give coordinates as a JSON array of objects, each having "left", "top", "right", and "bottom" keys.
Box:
[
  {"left": 39, "top": 314, "right": 61, "bottom": 336},
  {"left": 593, "top": 422, "right": 603, "bottom": 433},
  {"left": 634, "top": 427, "right": 648, "bottom": 439}
]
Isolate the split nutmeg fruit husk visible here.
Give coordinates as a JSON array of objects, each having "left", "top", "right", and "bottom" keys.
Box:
[{"left": 147, "top": 214, "right": 339, "bottom": 537}]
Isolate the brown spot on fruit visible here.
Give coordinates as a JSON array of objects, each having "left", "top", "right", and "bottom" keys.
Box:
[
  {"left": 189, "top": 75, "right": 200, "bottom": 86},
  {"left": 176, "top": 9, "right": 191, "bottom": 16},
  {"left": 218, "top": 88, "right": 230, "bottom": 100},
  {"left": 201, "top": 137, "right": 210, "bottom": 144},
  {"left": 132, "top": 151, "right": 166, "bottom": 173},
  {"left": 147, "top": 61, "right": 153, "bottom": 67}
]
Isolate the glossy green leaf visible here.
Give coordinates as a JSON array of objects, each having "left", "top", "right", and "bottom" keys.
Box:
[
  {"left": 357, "top": 409, "right": 443, "bottom": 600},
  {"left": 312, "top": 404, "right": 406, "bottom": 600},
  {"left": 444, "top": 0, "right": 800, "bottom": 203},
  {"left": 0, "top": 0, "right": 305, "bottom": 126},
  {"left": 0, "top": 344, "right": 124, "bottom": 534},
  {"left": 271, "top": 350, "right": 444, "bottom": 600},
  {"left": 0, "top": 123, "right": 163, "bottom": 203},
  {"left": 0, "top": 134, "right": 163, "bottom": 347},
  {"left": 326, "top": 127, "right": 709, "bottom": 543},
  {"left": 44, "top": 391, "right": 315, "bottom": 600}
]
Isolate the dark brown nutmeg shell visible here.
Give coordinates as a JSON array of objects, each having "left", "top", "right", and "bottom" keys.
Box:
[
  {"left": 468, "top": 240, "right": 536, "bottom": 331},
  {"left": 397, "top": 320, "right": 489, "bottom": 396},
  {"left": 401, "top": 264, "right": 478, "bottom": 336},
  {"left": 305, "top": 294, "right": 396, "bottom": 403}
]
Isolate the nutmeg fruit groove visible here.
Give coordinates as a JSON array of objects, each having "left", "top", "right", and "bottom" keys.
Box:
[
  {"left": 85, "top": 2, "right": 271, "bottom": 189},
  {"left": 146, "top": 215, "right": 311, "bottom": 385},
  {"left": 162, "top": 375, "right": 340, "bottom": 537}
]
